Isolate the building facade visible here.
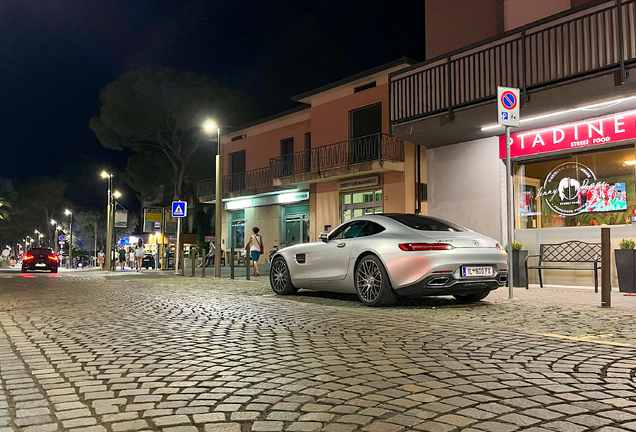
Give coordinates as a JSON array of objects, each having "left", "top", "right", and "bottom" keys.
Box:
[
  {"left": 392, "top": 0, "right": 636, "bottom": 287},
  {"left": 198, "top": 59, "right": 426, "bottom": 263}
]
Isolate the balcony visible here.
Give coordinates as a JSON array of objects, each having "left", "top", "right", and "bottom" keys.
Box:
[
  {"left": 390, "top": 0, "right": 636, "bottom": 126},
  {"left": 197, "top": 167, "right": 273, "bottom": 202},
  {"left": 269, "top": 133, "right": 405, "bottom": 185}
]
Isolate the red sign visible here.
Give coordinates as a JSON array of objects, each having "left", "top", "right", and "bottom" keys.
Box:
[{"left": 499, "top": 110, "right": 636, "bottom": 159}]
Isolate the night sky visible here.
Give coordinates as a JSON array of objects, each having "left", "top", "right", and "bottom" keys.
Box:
[{"left": 1, "top": 0, "right": 426, "bottom": 207}]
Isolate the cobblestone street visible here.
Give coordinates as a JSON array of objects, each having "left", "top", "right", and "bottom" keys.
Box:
[{"left": 1, "top": 271, "right": 636, "bottom": 432}]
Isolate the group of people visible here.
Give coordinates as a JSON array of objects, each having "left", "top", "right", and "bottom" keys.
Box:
[{"left": 95, "top": 239, "right": 145, "bottom": 271}]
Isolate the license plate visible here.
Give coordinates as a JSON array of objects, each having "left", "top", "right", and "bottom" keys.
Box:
[
  {"left": 462, "top": 266, "right": 493, "bottom": 277},
  {"left": 35, "top": 263, "right": 46, "bottom": 267}
]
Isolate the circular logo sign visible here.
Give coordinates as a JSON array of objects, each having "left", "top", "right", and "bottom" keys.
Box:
[
  {"left": 1, "top": 249, "right": 9, "bottom": 258},
  {"left": 59, "top": 235, "right": 65, "bottom": 242},
  {"left": 539, "top": 162, "right": 596, "bottom": 216},
  {"left": 501, "top": 91, "right": 517, "bottom": 110}
]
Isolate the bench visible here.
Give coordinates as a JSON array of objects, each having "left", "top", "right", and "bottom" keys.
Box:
[{"left": 524, "top": 240, "right": 602, "bottom": 292}]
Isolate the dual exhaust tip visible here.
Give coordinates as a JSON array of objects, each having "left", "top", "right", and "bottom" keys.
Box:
[{"left": 428, "top": 273, "right": 508, "bottom": 287}]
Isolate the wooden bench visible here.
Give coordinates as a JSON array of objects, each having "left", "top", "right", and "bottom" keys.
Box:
[{"left": 524, "top": 240, "right": 602, "bottom": 292}]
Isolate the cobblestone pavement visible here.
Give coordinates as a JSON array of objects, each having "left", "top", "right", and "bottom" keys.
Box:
[{"left": 1, "top": 272, "right": 636, "bottom": 432}]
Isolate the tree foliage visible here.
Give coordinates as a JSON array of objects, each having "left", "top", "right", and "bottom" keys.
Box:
[{"left": 90, "top": 68, "right": 251, "bottom": 202}]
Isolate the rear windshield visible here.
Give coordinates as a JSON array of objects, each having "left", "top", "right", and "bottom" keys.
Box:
[
  {"left": 382, "top": 214, "right": 464, "bottom": 232},
  {"left": 28, "top": 248, "right": 54, "bottom": 254}
]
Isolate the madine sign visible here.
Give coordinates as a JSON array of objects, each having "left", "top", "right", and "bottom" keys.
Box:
[{"left": 499, "top": 110, "right": 636, "bottom": 159}]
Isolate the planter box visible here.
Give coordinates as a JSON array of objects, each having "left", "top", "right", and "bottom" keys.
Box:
[
  {"left": 615, "top": 249, "right": 636, "bottom": 293},
  {"left": 512, "top": 250, "right": 528, "bottom": 288}
]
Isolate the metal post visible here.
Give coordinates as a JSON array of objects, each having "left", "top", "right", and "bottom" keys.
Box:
[
  {"left": 94, "top": 222, "right": 97, "bottom": 267},
  {"left": 201, "top": 244, "right": 206, "bottom": 278},
  {"left": 69, "top": 212, "right": 73, "bottom": 268},
  {"left": 601, "top": 227, "right": 612, "bottom": 308},
  {"left": 506, "top": 126, "right": 515, "bottom": 299},
  {"left": 191, "top": 247, "right": 196, "bottom": 277},
  {"left": 245, "top": 253, "right": 250, "bottom": 280},
  {"left": 618, "top": 0, "right": 627, "bottom": 84},
  {"left": 174, "top": 217, "right": 182, "bottom": 275},
  {"left": 215, "top": 127, "right": 223, "bottom": 278},
  {"left": 230, "top": 247, "right": 235, "bottom": 279}
]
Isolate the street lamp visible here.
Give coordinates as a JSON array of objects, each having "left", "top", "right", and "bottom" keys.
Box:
[
  {"left": 101, "top": 171, "right": 114, "bottom": 271},
  {"left": 65, "top": 209, "right": 73, "bottom": 268},
  {"left": 203, "top": 119, "right": 222, "bottom": 278},
  {"left": 34, "top": 230, "right": 40, "bottom": 247},
  {"left": 51, "top": 220, "right": 58, "bottom": 254}
]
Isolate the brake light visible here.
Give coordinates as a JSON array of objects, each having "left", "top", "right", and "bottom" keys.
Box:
[
  {"left": 48, "top": 255, "right": 58, "bottom": 261},
  {"left": 23, "top": 254, "right": 34, "bottom": 261},
  {"left": 399, "top": 243, "right": 453, "bottom": 251}
]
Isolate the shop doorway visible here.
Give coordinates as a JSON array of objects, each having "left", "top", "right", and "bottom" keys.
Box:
[
  {"left": 229, "top": 211, "right": 245, "bottom": 249},
  {"left": 282, "top": 204, "right": 310, "bottom": 247},
  {"left": 341, "top": 189, "right": 383, "bottom": 222}
]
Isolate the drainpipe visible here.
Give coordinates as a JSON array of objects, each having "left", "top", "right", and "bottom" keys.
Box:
[{"left": 416, "top": 145, "right": 422, "bottom": 214}]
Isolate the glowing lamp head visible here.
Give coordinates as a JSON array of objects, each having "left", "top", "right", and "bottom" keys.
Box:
[
  {"left": 101, "top": 171, "right": 110, "bottom": 179},
  {"left": 50, "top": 219, "right": 56, "bottom": 225},
  {"left": 203, "top": 119, "right": 218, "bottom": 133},
  {"left": 65, "top": 209, "right": 72, "bottom": 216},
  {"left": 113, "top": 191, "right": 122, "bottom": 199}
]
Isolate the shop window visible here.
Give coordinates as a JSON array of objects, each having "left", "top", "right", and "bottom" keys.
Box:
[
  {"left": 341, "top": 189, "right": 383, "bottom": 222},
  {"left": 514, "top": 146, "right": 635, "bottom": 229},
  {"left": 229, "top": 150, "right": 246, "bottom": 192}
]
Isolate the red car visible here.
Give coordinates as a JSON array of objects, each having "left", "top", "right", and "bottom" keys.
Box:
[{"left": 22, "top": 248, "right": 59, "bottom": 273}]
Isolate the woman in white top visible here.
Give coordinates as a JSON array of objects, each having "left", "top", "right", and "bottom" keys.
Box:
[
  {"left": 245, "top": 227, "right": 263, "bottom": 277},
  {"left": 129, "top": 248, "right": 135, "bottom": 269},
  {"left": 134, "top": 239, "right": 145, "bottom": 272}
]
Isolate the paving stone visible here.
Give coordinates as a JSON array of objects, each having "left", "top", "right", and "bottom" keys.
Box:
[
  {"left": 251, "top": 421, "right": 285, "bottom": 432},
  {"left": 286, "top": 422, "right": 324, "bottom": 432}
]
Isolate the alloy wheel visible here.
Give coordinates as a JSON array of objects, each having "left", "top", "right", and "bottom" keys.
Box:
[
  {"left": 271, "top": 259, "right": 288, "bottom": 293},
  {"left": 356, "top": 259, "right": 382, "bottom": 303}
]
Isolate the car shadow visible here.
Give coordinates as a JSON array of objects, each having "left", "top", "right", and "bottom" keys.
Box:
[{"left": 291, "top": 289, "right": 492, "bottom": 310}]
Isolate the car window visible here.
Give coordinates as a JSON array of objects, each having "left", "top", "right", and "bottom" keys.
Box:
[
  {"left": 383, "top": 214, "right": 464, "bottom": 232},
  {"left": 330, "top": 221, "right": 367, "bottom": 240},
  {"left": 358, "top": 222, "right": 386, "bottom": 237}
]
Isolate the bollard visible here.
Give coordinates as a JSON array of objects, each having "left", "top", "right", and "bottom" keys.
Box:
[
  {"left": 191, "top": 247, "right": 196, "bottom": 277},
  {"left": 230, "top": 248, "right": 235, "bottom": 279},
  {"left": 246, "top": 253, "right": 250, "bottom": 280},
  {"left": 601, "top": 227, "right": 611, "bottom": 308}
]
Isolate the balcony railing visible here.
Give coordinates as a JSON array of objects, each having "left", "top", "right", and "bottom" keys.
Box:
[
  {"left": 390, "top": 0, "right": 636, "bottom": 124},
  {"left": 197, "top": 166, "right": 272, "bottom": 199},
  {"left": 269, "top": 133, "right": 405, "bottom": 179}
]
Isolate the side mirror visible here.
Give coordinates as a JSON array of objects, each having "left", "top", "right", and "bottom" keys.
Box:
[{"left": 319, "top": 232, "right": 329, "bottom": 243}]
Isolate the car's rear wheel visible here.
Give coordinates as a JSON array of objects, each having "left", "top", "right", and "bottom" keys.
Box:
[
  {"left": 453, "top": 289, "right": 491, "bottom": 303},
  {"left": 270, "top": 257, "right": 296, "bottom": 295},
  {"left": 355, "top": 255, "right": 397, "bottom": 307}
]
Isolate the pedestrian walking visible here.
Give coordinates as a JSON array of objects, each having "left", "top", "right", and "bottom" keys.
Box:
[
  {"left": 118, "top": 247, "right": 126, "bottom": 271},
  {"left": 129, "top": 247, "right": 135, "bottom": 270},
  {"left": 97, "top": 249, "right": 105, "bottom": 269},
  {"left": 246, "top": 227, "right": 264, "bottom": 277},
  {"left": 135, "top": 239, "right": 145, "bottom": 272}
]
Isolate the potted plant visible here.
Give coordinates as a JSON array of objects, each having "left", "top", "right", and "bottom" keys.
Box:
[
  {"left": 615, "top": 239, "right": 636, "bottom": 293},
  {"left": 512, "top": 241, "right": 527, "bottom": 287}
]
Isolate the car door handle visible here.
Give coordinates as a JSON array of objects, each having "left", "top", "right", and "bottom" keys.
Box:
[{"left": 337, "top": 243, "right": 346, "bottom": 248}]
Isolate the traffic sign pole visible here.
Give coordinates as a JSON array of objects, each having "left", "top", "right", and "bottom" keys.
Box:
[
  {"left": 174, "top": 217, "right": 182, "bottom": 275},
  {"left": 505, "top": 126, "right": 514, "bottom": 300},
  {"left": 497, "top": 86, "right": 520, "bottom": 300}
]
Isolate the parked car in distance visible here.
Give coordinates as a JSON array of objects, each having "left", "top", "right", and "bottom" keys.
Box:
[
  {"left": 22, "top": 248, "right": 59, "bottom": 273},
  {"left": 269, "top": 214, "right": 508, "bottom": 307},
  {"left": 142, "top": 254, "right": 155, "bottom": 269}
]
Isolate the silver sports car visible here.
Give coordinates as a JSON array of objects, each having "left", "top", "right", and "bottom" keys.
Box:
[{"left": 269, "top": 214, "right": 508, "bottom": 306}]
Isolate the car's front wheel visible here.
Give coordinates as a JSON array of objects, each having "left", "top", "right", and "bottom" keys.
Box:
[
  {"left": 453, "top": 289, "right": 491, "bottom": 303},
  {"left": 355, "top": 255, "right": 398, "bottom": 307},
  {"left": 270, "top": 257, "right": 296, "bottom": 295}
]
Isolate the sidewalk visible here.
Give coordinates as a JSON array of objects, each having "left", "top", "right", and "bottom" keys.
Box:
[{"left": 490, "top": 284, "right": 636, "bottom": 312}]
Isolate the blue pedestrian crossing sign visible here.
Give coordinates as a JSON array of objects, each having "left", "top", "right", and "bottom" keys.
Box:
[{"left": 171, "top": 201, "right": 187, "bottom": 218}]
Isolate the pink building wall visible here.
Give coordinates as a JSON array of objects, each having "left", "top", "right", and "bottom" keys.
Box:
[
  {"left": 504, "top": 0, "right": 570, "bottom": 31},
  {"left": 310, "top": 84, "right": 390, "bottom": 148}
]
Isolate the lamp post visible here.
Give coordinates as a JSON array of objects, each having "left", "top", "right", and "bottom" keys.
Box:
[
  {"left": 65, "top": 209, "right": 73, "bottom": 268},
  {"left": 34, "top": 230, "right": 40, "bottom": 248},
  {"left": 203, "top": 120, "right": 222, "bottom": 278},
  {"left": 51, "top": 220, "right": 58, "bottom": 254},
  {"left": 113, "top": 191, "right": 122, "bottom": 263},
  {"left": 101, "top": 172, "right": 114, "bottom": 271}
]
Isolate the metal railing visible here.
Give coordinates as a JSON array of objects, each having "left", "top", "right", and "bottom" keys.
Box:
[
  {"left": 270, "top": 133, "right": 405, "bottom": 179},
  {"left": 390, "top": 0, "right": 636, "bottom": 124}
]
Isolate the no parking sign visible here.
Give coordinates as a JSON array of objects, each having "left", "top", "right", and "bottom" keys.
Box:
[{"left": 497, "top": 86, "right": 520, "bottom": 127}]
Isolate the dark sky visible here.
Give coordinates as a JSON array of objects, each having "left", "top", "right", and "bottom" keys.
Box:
[{"left": 0, "top": 0, "right": 426, "bottom": 207}]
